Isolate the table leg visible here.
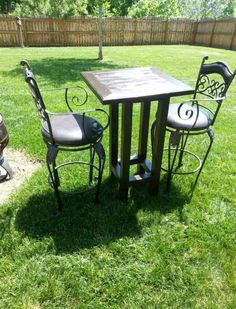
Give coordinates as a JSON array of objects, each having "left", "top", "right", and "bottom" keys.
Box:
[
  {"left": 109, "top": 104, "right": 119, "bottom": 177},
  {"left": 150, "top": 98, "right": 170, "bottom": 194},
  {"left": 119, "top": 103, "right": 133, "bottom": 200},
  {"left": 137, "top": 101, "right": 151, "bottom": 174}
]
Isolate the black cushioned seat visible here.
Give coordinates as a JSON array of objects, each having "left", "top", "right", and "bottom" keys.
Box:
[
  {"left": 167, "top": 103, "right": 212, "bottom": 131},
  {"left": 42, "top": 113, "right": 103, "bottom": 146}
]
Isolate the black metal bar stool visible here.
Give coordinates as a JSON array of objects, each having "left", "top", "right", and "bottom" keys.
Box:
[
  {"left": 151, "top": 56, "right": 236, "bottom": 192},
  {"left": 21, "top": 60, "right": 109, "bottom": 211}
]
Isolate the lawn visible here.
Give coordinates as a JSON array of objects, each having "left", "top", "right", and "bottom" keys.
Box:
[{"left": 0, "top": 45, "right": 236, "bottom": 308}]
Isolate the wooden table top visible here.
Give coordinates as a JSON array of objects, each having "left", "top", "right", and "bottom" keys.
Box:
[{"left": 81, "top": 67, "right": 194, "bottom": 105}]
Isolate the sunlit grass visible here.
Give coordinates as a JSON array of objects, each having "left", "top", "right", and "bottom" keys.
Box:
[{"left": 0, "top": 45, "right": 236, "bottom": 307}]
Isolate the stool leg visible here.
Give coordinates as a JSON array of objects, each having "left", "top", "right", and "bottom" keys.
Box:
[
  {"left": 94, "top": 142, "right": 105, "bottom": 203},
  {"left": 193, "top": 129, "right": 214, "bottom": 189},
  {"left": 46, "top": 143, "right": 62, "bottom": 211},
  {"left": 177, "top": 133, "right": 189, "bottom": 168},
  {"left": 166, "top": 131, "right": 181, "bottom": 193},
  {"left": 47, "top": 160, "right": 62, "bottom": 211},
  {"left": 89, "top": 146, "right": 96, "bottom": 184}
]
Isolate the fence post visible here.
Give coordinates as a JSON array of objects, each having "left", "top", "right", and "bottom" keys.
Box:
[
  {"left": 164, "top": 19, "right": 168, "bottom": 44},
  {"left": 16, "top": 16, "right": 24, "bottom": 48},
  {"left": 133, "top": 18, "right": 137, "bottom": 45},
  {"left": 183, "top": 19, "right": 187, "bottom": 44},
  {"left": 192, "top": 21, "right": 198, "bottom": 45},
  {"left": 150, "top": 18, "right": 153, "bottom": 45},
  {"left": 98, "top": 5, "right": 103, "bottom": 60},
  {"left": 230, "top": 19, "right": 236, "bottom": 50},
  {"left": 209, "top": 19, "right": 216, "bottom": 47}
]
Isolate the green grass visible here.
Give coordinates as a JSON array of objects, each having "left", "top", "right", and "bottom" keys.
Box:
[{"left": 0, "top": 45, "right": 236, "bottom": 308}]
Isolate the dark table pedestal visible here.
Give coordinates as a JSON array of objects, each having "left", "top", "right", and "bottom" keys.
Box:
[
  {"left": 81, "top": 67, "right": 193, "bottom": 200},
  {"left": 109, "top": 98, "right": 169, "bottom": 200}
]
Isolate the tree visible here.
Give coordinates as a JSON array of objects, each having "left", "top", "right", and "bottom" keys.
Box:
[
  {"left": 87, "top": 1, "right": 111, "bottom": 60},
  {"left": 13, "top": 0, "right": 88, "bottom": 18},
  {"left": 0, "top": 1, "right": 20, "bottom": 14},
  {"left": 109, "top": 0, "right": 136, "bottom": 16},
  {"left": 127, "top": 0, "right": 236, "bottom": 19},
  {"left": 177, "top": 0, "right": 236, "bottom": 20},
  {"left": 87, "top": 0, "right": 111, "bottom": 16},
  {"left": 128, "top": 0, "right": 180, "bottom": 18},
  {"left": 223, "top": 0, "right": 236, "bottom": 17}
]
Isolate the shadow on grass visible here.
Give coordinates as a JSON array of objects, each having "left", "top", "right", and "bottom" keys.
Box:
[
  {"left": 129, "top": 174, "right": 191, "bottom": 222},
  {"left": 15, "top": 178, "right": 140, "bottom": 254},
  {"left": 8, "top": 56, "right": 190, "bottom": 253},
  {"left": 14, "top": 175, "right": 190, "bottom": 254},
  {"left": 7, "top": 57, "right": 128, "bottom": 86}
]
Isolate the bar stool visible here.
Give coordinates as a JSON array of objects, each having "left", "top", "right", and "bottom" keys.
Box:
[
  {"left": 151, "top": 56, "right": 236, "bottom": 192},
  {"left": 21, "top": 60, "right": 109, "bottom": 211}
]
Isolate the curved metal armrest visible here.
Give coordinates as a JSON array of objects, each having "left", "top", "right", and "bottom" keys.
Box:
[
  {"left": 180, "top": 96, "right": 226, "bottom": 105},
  {"left": 80, "top": 108, "right": 109, "bottom": 142},
  {"left": 65, "top": 86, "right": 88, "bottom": 111},
  {"left": 81, "top": 108, "right": 110, "bottom": 131},
  {"left": 177, "top": 96, "right": 226, "bottom": 126},
  {"left": 46, "top": 110, "right": 80, "bottom": 116},
  {"left": 46, "top": 108, "right": 109, "bottom": 131},
  {"left": 42, "top": 86, "right": 88, "bottom": 112}
]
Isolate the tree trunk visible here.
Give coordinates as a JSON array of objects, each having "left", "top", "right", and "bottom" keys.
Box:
[
  {"left": 7, "top": 1, "right": 12, "bottom": 13},
  {"left": 98, "top": 4, "right": 103, "bottom": 60}
]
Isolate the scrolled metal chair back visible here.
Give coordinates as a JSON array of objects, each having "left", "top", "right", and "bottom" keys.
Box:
[
  {"left": 193, "top": 56, "right": 236, "bottom": 124},
  {"left": 21, "top": 60, "right": 54, "bottom": 143}
]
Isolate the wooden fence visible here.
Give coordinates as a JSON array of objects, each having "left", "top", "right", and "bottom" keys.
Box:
[{"left": 0, "top": 15, "right": 236, "bottom": 50}]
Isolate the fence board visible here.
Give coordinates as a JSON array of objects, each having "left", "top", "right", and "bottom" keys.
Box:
[{"left": 0, "top": 15, "right": 236, "bottom": 50}]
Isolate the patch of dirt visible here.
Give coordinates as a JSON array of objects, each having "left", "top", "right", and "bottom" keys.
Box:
[{"left": 0, "top": 148, "right": 41, "bottom": 205}]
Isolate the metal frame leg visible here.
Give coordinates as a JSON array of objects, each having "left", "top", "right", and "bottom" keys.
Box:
[
  {"left": 47, "top": 160, "right": 62, "bottom": 211},
  {"left": 89, "top": 146, "right": 96, "bottom": 184},
  {"left": 177, "top": 132, "right": 189, "bottom": 168},
  {"left": 94, "top": 142, "right": 106, "bottom": 203},
  {"left": 193, "top": 129, "right": 214, "bottom": 189},
  {"left": 46, "top": 144, "right": 62, "bottom": 211},
  {"left": 166, "top": 131, "right": 182, "bottom": 193}
]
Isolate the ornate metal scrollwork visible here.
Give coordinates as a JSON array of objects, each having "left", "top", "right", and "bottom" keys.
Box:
[
  {"left": 176, "top": 70, "right": 227, "bottom": 129},
  {"left": 177, "top": 102, "right": 195, "bottom": 120},
  {"left": 197, "top": 74, "right": 226, "bottom": 99},
  {"left": 35, "top": 99, "right": 48, "bottom": 122},
  {"left": 65, "top": 86, "right": 88, "bottom": 112},
  {"left": 177, "top": 101, "right": 199, "bottom": 130},
  {"left": 28, "top": 80, "right": 48, "bottom": 123}
]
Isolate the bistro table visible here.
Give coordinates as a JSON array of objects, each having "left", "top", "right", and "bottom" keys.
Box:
[{"left": 81, "top": 67, "right": 194, "bottom": 200}]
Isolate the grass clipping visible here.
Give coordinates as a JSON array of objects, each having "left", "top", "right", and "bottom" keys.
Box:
[{"left": 0, "top": 148, "right": 40, "bottom": 204}]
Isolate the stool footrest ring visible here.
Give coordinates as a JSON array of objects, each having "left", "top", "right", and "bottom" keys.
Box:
[
  {"left": 161, "top": 148, "right": 202, "bottom": 175},
  {"left": 48, "top": 160, "right": 100, "bottom": 195}
]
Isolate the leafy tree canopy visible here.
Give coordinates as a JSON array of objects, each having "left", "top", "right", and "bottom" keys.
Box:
[
  {"left": 128, "top": 0, "right": 180, "bottom": 18},
  {"left": 0, "top": 1, "right": 20, "bottom": 14},
  {"left": 13, "top": 0, "right": 88, "bottom": 18},
  {"left": 177, "top": 0, "right": 236, "bottom": 20},
  {"left": 86, "top": 0, "right": 136, "bottom": 17},
  {"left": 109, "top": 0, "right": 136, "bottom": 16},
  {"left": 0, "top": 0, "right": 235, "bottom": 19}
]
